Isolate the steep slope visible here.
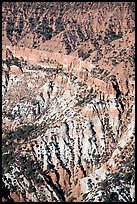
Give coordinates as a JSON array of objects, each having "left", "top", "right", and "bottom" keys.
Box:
[
  {"left": 2, "top": 2, "right": 135, "bottom": 55},
  {"left": 2, "top": 2, "right": 135, "bottom": 202}
]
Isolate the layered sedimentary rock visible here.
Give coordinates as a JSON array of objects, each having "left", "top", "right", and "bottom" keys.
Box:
[{"left": 2, "top": 2, "right": 135, "bottom": 202}]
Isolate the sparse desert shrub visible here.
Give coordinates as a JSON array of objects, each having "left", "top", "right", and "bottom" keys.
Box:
[
  {"left": 88, "top": 49, "right": 93, "bottom": 53},
  {"left": 82, "top": 53, "right": 90, "bottom": 60}
]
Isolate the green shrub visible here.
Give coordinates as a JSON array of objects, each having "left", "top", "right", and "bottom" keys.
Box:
[
  {"left": 88, "top": 49, "right": 93, "bottom": 54},
  {"left": 82, "top": 53, "right": 90, "bottom": 60}
]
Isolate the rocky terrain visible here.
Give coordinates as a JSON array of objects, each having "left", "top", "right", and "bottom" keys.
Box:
[{"left": 2, "top": 2, "right": 135, "bottom": 202}]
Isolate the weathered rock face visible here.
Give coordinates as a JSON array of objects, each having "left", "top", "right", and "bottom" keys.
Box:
[
  {"left": 2, "top": 2, "right": 135, "bottom": 202},
  {"left": 2, "top": 2, "right": 135, "bottom": 55}
]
